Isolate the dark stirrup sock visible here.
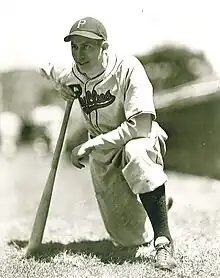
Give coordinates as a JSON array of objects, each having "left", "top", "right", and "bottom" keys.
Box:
[{"left": 139, "top": 184, "right": 172, "bottom": 244}]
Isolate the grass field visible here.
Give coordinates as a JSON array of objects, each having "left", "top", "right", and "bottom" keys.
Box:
[{"left": 0, "top": 146, "right": 220, "bottom": 278}]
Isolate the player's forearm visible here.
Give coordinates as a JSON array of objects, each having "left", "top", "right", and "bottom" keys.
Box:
[{"left": 87, "top": 113, "right": 152, "bottom": 150}]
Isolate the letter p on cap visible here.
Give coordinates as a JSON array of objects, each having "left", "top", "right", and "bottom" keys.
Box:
[{"left": 77, "top": 19, "right": 86, "bottom": 29}]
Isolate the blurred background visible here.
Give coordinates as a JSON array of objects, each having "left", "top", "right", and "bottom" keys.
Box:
[{"left": 1, "top": 0, "right": 220, "bottom": 178}]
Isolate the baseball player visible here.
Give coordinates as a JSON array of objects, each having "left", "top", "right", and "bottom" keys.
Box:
[{"left": 56, "top": 17, "right": 177, "bottom": 270}]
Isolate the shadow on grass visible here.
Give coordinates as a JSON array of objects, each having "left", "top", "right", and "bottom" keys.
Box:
[{"left": 8, "top": 239, "right": 148, "bottom": 264}]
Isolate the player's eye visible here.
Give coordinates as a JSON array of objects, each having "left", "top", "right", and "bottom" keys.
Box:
[
  {"left": 71, "top": 44, "right": 78, "bottom": 51},
  {"left": 83, "top": 44, "right": 91, "bottom": 50}
]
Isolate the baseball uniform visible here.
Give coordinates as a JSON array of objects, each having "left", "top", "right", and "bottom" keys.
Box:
[{"left": 62, "top": 50, "right": 168, "bottom": 247}]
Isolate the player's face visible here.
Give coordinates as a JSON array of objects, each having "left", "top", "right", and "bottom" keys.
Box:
[{"left": 70, "top": 35, "right": 104, "bottom": 73}]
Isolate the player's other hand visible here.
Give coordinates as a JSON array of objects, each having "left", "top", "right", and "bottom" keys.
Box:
[{"left": 71, "top": 141, "right": 95, "bottom": 169}]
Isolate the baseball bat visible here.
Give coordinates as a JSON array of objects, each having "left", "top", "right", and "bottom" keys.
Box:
[{"left": 25, "top": 100, "right": 73, "bottom": 256}]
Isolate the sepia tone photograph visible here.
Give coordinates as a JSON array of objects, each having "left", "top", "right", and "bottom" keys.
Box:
[{"left": 0, "top": 0, "right": 220, "bottom": 277}]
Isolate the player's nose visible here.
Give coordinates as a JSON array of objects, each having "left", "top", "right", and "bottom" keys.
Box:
[{"left": 75, "top": 48, "right": 85, "bottom": 61}]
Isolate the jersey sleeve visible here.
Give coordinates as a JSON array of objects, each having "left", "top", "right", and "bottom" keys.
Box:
[
  {"left": 123, "top": 56, "right": 156, "bottom": 120},
  {"left": 83, "top": 113, "right": 153, "bottom": 150}
]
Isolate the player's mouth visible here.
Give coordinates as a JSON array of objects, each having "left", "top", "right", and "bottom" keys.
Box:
[{"left": 76, "top": 61, "right": 89, "bottom": 66}]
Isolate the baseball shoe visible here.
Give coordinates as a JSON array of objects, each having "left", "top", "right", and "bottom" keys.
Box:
[
  {"left": 167, "top": 197, "right": 174, "bottom": 211},
  {"left": 154, "top": 236, "right": 177, "bottom": 271}
]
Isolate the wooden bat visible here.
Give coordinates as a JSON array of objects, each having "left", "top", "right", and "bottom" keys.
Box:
[{"left": 25, "top": 100, "right": 73, "bottom": 256}]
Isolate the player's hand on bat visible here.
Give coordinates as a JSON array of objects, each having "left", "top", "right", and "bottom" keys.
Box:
[
  {"left": 60, "top": 86, "right": 77, "bottom": 102},
  {"left": 39, "top": 65, "right": 77, "bottom": 102},
  {"left": 71, "top": 141, "right": 95, "bottom": 169}
]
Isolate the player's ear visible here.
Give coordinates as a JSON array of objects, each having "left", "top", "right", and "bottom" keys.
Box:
[{"left": 101, "top": 41, "right": 109, "bottom": 51}]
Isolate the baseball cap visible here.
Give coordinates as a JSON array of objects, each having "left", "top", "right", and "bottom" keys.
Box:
[{"left": 64, "top": 17, "right": 107, "bottom": 42}]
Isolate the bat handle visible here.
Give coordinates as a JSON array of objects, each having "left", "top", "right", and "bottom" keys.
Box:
[{"left": 51, "top": 100, "right": 73, "bottom": 169}]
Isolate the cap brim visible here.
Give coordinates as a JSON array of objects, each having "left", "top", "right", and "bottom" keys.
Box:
[{"left": 64, "top": 31, "right": 103, "bottom": 42}]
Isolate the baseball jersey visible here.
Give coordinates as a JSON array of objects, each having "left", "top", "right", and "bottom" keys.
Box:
[{"left": 65, "top": 50, "right": 157, "bottom": 150}]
